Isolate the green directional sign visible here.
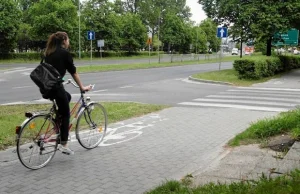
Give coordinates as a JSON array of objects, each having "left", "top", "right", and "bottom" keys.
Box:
[{"left": 272, "top": 29, "right": 299, "bottom": 46}]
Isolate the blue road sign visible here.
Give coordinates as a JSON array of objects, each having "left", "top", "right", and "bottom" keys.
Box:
[
  {"left": 87, "top": 31, "right": 95, "bottom": 40},
  {"left": 217, "top": 27, "right": 228, "bottom": 38}
]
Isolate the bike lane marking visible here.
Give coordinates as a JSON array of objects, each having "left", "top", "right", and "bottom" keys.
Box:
[{"left": 70, "top": 113, "right": 169, "bottom": 146}]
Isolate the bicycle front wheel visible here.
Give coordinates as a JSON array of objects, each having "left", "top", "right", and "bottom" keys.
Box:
[
  {"left": 76, "top": 102, "right": 107, "bottom": 149},
  {"left": 17, "top": 114, "right": 58, "bottom": 170}
]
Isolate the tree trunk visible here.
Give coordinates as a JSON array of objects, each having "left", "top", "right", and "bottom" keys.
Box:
[
  {"left": 240, "top": 40, "right": 243, "bottom": 58},
  {"left": 266, "top": 37, "right": 272, "bottom": 56}
]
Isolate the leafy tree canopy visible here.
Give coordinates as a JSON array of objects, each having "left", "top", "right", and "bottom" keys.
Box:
[{"left": 0, "top": 0, "right": 21, "bottom": 54}]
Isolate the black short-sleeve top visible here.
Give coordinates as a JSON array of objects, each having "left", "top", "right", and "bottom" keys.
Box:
[{"left": 45, "top": 47, "right": 76, "bottom": 77}]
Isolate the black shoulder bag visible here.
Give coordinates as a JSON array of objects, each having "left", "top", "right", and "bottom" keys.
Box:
[{"left": 30, "top": 58, "right": 63, "bottom": 99}]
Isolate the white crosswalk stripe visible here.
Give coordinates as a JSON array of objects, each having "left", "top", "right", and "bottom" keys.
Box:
[{"left": 178, "top": 87, "right": 300, "bottom": 112}]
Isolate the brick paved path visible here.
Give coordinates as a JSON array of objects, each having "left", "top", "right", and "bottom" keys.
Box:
[{"left": 0, "top": 107, "right": 276, "bottom": 194}]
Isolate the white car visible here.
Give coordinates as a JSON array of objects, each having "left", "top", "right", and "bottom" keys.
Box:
[
  {"left": 244, "top": 51, "right": 251, "bottom": 55},
  {"left": 293, "top": 50, "right": 299, "bottom": 55},
  {"left": 231, "top": 48, "right": 239, "bottom": 55}
]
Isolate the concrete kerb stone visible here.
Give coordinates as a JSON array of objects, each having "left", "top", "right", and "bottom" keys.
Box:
[
  {"left": 192, "top": 142, "right": 300, "bottom": 186},
  {"left": 188, "top": 76, "right": 234, "bottom": 86}
]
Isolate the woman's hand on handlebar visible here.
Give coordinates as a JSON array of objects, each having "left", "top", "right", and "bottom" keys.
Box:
[{"left": 80, "top": 85, "right": 93, "bottom": 92}]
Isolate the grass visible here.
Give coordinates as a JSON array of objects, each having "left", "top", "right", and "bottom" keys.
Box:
[
  {"left": 76, "top": 56, "right": 242, "bottom": 73},
  {"left": 145, "top": 169, "right": 300, "bottom": 194},
  {"left": 0, "top": 55, "right": 160, "bottom": 64},
  {"left": 191, "top": 69, "right": 282, "bottom": 86},
  {"left": 0, "top": 102, "right": 168, "bottom": 150},
  {"left": 228, "top": 108, "right": 300, "bottom": 147}
]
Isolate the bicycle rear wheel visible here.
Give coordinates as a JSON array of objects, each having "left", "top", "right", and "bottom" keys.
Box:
[
  {"left": 76, "top": 102, "right": 107, "bottom": 149},
  {"left": 16, "top": 114, "right": 59, "bottom": 170}
]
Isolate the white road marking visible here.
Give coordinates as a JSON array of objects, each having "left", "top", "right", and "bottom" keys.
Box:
[
  {"left": 181, "top": 78, "right": 225, "bottom": 86},
  {"left": 174, "top": 78, "right": 185, "bottom": 81},
  {"left": 194, "top": 98, "right": 298, "bottom": 107},
  {"left": 1, "top": 101, "right": 26, "bottom": 105},
  {"left": 178, "top": 102, "right": 288, "bottom": 112},
  {"left": 21, "top": 72, "right": 30, "bottom": 76},
  {"left": 206, "top": 95, "right": 300, "bottom": 103},
  {"left": 90, "top": 89, "right": 108, "bottom": 93},
  {"left": 12, "top": 86, "right": 32, "bottom": 89},
  {"left": 227, "top": 89, "right": 300, "bottom": 95},
  {"left": 3, "top": 68, "right": 34, "bottom": 74},
  {"left": 238, "top": 87, "right": 300, "bottom": 92},
  {"left": 220, "top": 92, "right": 300, "bottom": 98},
  {"left": 71, "top": 93, "right": 128, "bottom": 97},
  {"left": 120, "top": 85, "right": 133, "bottom": 89}
]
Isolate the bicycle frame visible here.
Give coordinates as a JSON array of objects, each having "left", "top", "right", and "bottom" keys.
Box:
[{"left": 18, "top": 80, "right": 94, "bottom": 144}]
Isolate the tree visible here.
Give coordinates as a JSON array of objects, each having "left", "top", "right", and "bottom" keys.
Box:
[
  {"left": 160, "top": 13, "right": 187, "bottom": 53},
  {"left": 249, "top": 0, "right": 299, "bottom": 56},
  {"left": 192, "top": 26, "right": 208, "bottom": 54},
  {"left": 27, "top": 0, "right": 77, "bottom": 44},
  {"left": 102, "top": 13, "right": 123, "bottom": 51},
  {"left": 198, "top": 0, "right": 300, "bottom": 56},
  {"left": 139, "top": 0, "right": 192, "bottom": 50},
  {"left": 199, "top": 19, "right": 220, "bottom": 52},
  {"left": 0, "top": 0, "right": 21, "bottom": 55},
  {"left": 123, "top": 0, "right": 140, "bottom": 13},
  {"left": 120, "top": 13, "right": 147, "bottom": 52}
]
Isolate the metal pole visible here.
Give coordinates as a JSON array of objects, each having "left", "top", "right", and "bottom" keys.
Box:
[
  {"left": 219, "top": 44, "right": 222, "bottom": 70},
  {"left": 78, "top": 0, "right": 81, "bottom": 59},
  {"left": 158, "top": 11, "right": 161, "bottom": 63},
  {"left": 149, "top": 43, "right": 150, "bottom": 64},
  {"left": 90, "top": 40, "right": 92, "bottom": 63},
  {"left": 196, "top": 29, "right": 198, "bottom": 59}
]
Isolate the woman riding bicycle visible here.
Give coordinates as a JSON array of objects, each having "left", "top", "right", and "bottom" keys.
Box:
[{"left": 44, "top": 31, "right": 91, "bottom": 155}]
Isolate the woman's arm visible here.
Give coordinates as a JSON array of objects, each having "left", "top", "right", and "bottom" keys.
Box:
[{"left": 71, "top": 73, "right": 91, "bottom": 92}]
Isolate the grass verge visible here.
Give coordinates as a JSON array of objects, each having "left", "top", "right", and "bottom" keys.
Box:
[
  {"left": 146, "top": 169, "right": 300, "bottom": 194},
  {"left": 76, "top": 56, "right": 242, "bottom": 73},
  {"left": 0, "top": 55, "right": 160, "bottom": 64},
  {"left": 228, "top": 108, "right": 300, "bottom": 147},
  {"left": 191, "top": 69, "right": 282, "bottom": 86},
  {"left": 0, "top": 102, "right": 168, "bottom": 150}
]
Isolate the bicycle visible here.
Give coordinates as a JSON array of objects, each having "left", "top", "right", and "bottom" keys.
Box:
[{"left": 15, "top": 79, "right": 107, "bottom": 170}]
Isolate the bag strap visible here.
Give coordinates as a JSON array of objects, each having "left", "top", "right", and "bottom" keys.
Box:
[{"left": 40, "top": 56, "right": 45, "bottom": 64}]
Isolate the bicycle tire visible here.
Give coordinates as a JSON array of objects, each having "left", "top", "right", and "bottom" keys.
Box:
[
  {"left": 17, "top": 114, "right": 59, "bottom": 170},
  {"left": 76, "top": 102, "right": 107, "bottom": 149}
]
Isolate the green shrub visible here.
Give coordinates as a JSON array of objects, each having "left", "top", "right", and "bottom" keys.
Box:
[
  {"left": 233, "top": 58, "right": 262, "bottom": 79},
  {"left": 0, "top": 52, "right": 43, "bottom": 60},
  {"left": 234, "top": 56, "right": 299, "bottom": 80},
  {"left": 278, "top": 55, "right": 300, "bottom": 71}
]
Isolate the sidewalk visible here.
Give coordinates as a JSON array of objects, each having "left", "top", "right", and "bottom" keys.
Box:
[{"left": 0, "top": 107, "right": 277, "bottom": 194}]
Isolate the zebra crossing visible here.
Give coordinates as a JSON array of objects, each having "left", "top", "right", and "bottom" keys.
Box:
[{"left": 178, "top": 87, "right": 300, "bottom": 112}]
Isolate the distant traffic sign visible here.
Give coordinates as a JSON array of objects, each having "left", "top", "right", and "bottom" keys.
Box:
[
  {"left": 146, "top": 38, "right": 152, "bottom": 45},
  {"left": 87, "top": 31, "right": 95, "bottom": 40},
  {"left": 97, "top": 39, "right": 104, "bottom": 47},
  {"left": 217, "top": 27, "right": 228, "bottom": 38},
  {"left": 272, "top": 29, "right": 299, "bottom": 46}
]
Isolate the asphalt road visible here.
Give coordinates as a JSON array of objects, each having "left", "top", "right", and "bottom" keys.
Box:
[{"left": 0, "top": 61, "right": 233, "bottom": 105}]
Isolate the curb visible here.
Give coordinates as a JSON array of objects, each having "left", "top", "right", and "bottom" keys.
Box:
[{"left": 188, "top": 76, "right": 234, "bottom": 86}]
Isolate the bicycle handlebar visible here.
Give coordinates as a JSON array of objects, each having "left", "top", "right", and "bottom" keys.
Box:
[{"left": 63, "top": 79, "right": 95, "bottom": 92}]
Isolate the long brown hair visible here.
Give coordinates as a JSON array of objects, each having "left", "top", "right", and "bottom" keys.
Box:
[{"left": 44, "top": 31, "right": 69, "bottom": 56}]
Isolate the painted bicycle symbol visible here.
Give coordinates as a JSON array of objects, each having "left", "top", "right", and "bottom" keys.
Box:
[{"left": 99, "top": 114, "right": 168, "bottom": 147}]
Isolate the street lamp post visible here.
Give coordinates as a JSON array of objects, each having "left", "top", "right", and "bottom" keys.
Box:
[{"left": 78, "top": 0, "right": 81, "bottom": 59}]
